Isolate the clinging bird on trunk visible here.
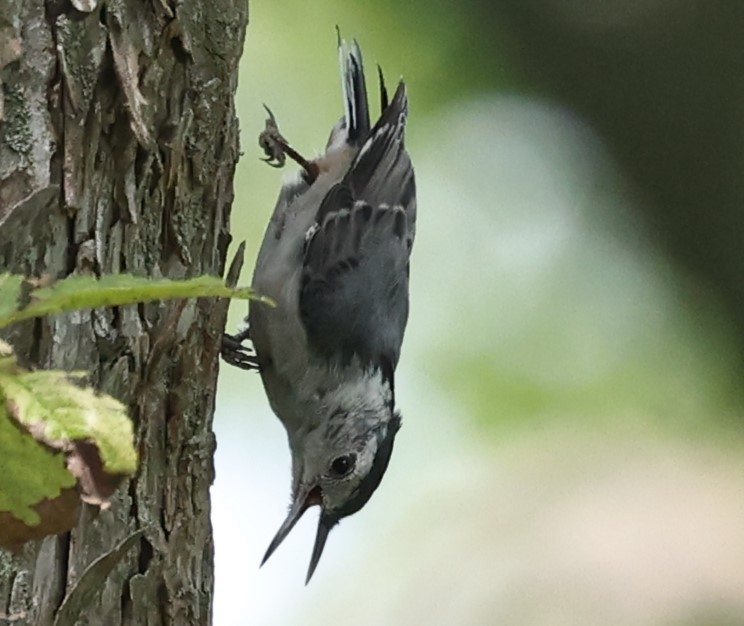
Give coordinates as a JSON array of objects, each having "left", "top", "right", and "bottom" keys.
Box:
[{"left": 222, "top": 33, "right": 416, "bottom": 583}]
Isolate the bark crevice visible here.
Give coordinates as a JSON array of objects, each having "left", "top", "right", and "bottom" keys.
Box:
[{"left": 0, "top": 0, "right": 249, "bottom": 623}]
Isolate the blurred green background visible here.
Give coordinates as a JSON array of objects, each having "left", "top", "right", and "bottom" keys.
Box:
[{"left": 212, "top": 2, "right": 744, "bottom": 625}]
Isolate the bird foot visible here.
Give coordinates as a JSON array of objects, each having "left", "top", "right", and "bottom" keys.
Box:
[
  {"left": 259, "top": 105, "right": 319, "bottom": 184},
  {"left": 221, "top": 327, "right": 259, "bottom": 371}
]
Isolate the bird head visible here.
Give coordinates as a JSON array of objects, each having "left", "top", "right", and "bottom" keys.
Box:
[{"left": 261, "top": 373, "right": 401, "bottom": 583}]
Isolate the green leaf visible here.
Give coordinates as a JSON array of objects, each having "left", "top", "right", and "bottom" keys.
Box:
[
  {"left": 0, "top": 395, "right": 76, "bottom": 526},
  {"left": 0, "top": 266, "right": 261, "bottom": 544},
  {"left": 0, "top": 370, "right": 136, "bottom": 475},
  {"left": 0, "top": 341, "right": 138, "bottom": 545},
  {"left": 0, "top": 273, "right": 272, "bottom": 329},
  {"left": 0, "top": 273, "right": 24, "bottom": 321}
]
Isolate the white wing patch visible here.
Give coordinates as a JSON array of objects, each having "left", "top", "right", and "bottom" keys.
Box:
[
  {"left": 356, "top": 123, "right": 390, "bottom": 161},
  {"left": 304, "top": 222, "right": 319, "bottom": 242}
]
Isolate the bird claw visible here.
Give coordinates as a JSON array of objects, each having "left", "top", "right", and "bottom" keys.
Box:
[
  {"left": 221, "top": 329, "right": 260, "bottom": 371},
  {"left": 258, "top": 104, "right": 319, "bottom": 184},
  {"left": 259, "top": 105, "right": 288, "bottom": 168},
  {"left": 260, "top": 154, "right": 285, "bottom": 168}
]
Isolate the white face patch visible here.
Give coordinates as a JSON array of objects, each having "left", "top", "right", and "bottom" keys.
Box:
[
  {"left": 356, "top": 435, "right": 379, "bottom": 474},
  {"left": 328, "top": 367, "right": 392, "bottom": 416}
]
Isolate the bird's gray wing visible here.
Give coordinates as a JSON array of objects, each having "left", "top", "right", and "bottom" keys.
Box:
[{"left": 300, "top": 82, "right": 416, "bottom": 373}]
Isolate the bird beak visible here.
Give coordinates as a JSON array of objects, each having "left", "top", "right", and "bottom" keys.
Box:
[
  {"left": 306, "top": 513, "right": 334, "bottom": 584},
  {"left": 260, "top": 484, "right": 337, "bottom": 584},
  {"left": 260, "top": 484, "right": 322, "bottom": 570}
]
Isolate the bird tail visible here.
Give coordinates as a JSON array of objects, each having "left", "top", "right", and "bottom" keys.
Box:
[{"left": 338, "top": 34, "right": 371, "bottom": 144}]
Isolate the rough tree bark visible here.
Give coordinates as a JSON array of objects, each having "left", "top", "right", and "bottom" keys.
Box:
[{"left": 0, "top": 0, "right": 248, "bottom": 623}]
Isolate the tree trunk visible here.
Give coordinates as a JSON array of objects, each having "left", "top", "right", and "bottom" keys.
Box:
[{"left": 0, "top": 0, "right": 248, "bottom": 623}]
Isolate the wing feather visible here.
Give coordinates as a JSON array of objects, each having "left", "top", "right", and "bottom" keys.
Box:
[{"left": 300, "top": 73, "right": 415, "bottom": 371}]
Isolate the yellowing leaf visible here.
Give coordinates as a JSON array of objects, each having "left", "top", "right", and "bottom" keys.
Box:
[
  {"left": 0, "top": 371, "right": 136, "bottom": 475},
  {"left": 0, "top": 397, "right": 76, "bottom": 527},
  {"left": 0, "top": 346, "right": 138, "bottom": 548}
]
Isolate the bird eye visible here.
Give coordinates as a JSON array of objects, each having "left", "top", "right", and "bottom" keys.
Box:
[{"left": 328, "top": 454, "right": 356, "bottom": 478}]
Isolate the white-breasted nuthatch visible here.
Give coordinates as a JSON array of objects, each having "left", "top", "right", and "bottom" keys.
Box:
[{"left": 222, "top": 34, "right": 415, "bottom": 583}]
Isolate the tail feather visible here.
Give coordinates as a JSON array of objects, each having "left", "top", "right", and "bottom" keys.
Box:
[
  {"left": 345, "top": 80, "right": 411, "bottom": 208},
  {"left": 377, "top": 64, "right": 389, "bottom": 113},
  {"left": 339, "top": 37, "right": 371, "bottom": 143}
]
